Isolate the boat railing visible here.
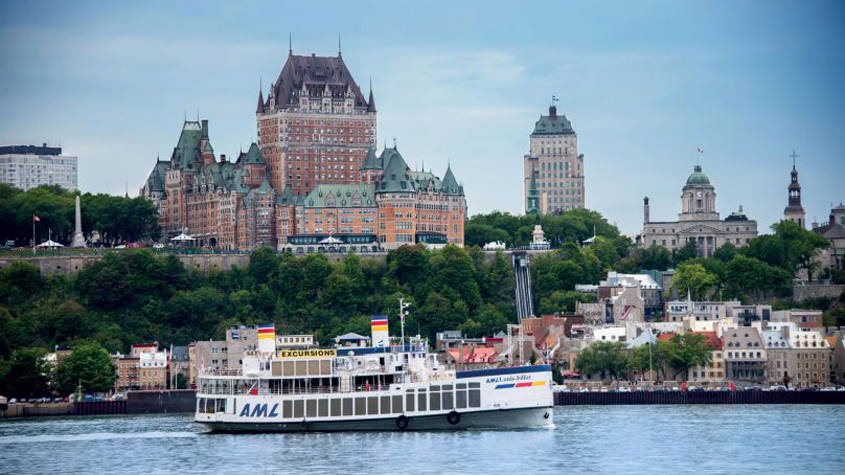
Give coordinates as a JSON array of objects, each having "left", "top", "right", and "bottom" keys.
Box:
[{"left": 197, "top": 383, "right": 396, "bottom": 396}]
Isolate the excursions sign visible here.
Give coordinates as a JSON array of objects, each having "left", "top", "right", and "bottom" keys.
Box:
[{"left": 277, "top": 349, "right": 337, "bottom": 359}]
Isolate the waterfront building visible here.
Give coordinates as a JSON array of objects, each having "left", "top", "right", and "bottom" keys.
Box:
[
  {"left": 763, "top": 328, "right": 792, "bottom": 385},
  {"left": 831, "top": 334, "right": 845, "bottom": 384},
  {"left": 811, "top": 204, "right": 845, "bottom": 272},
  {"left": 576, "top": 302, "right": 607, "bottom": 326},
  {"left": 723, "top": 327, "right": 767, "bottom": 384},
  {"left": 597, "top": 271, "right": 663, "bottom": 317},
  {"left": 523, "top": 104, "right": 585, "bottom": 214},
  {"left": 783, "top": 155, "right": 806, "bottom": 228},
  {"left": 114, "top": 343, "right": 168, "bottom": 392},
  {"left": 590, "top": 326, "right": 627, "bottom": 344},
  {"left": 0, "top": 144, "right": 78, "bottom": 191},
  {"left": 765, "top": 322, "right": 829, "bottom": 386},
  {"left": 666, "top": 298, "right": 736, "bottom": 322},
  {"left": 169, "top": 345, "right": 190, "bottom": 389},
  {"left": 771, "top": 309, "right": 824, "bottom": 329},
  {"left": 139, "top": 348, "right": 168, "bottom": 390},
  {"left": 686, "top": 331, "right": 725, "bottom": 383},
  {"left": 665, "top": 298, "right": 771, "bottom": 324},
  {"left": 639, "top": 165, "right": 758, "bottom": 257},
  {"left": 142, "top": 50, "right": 466, "bottom": 251}
]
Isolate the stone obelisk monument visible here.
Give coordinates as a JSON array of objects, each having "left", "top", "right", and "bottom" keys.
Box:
[{"left": 71, "top": 195, "right": 86, "bottom": 248}]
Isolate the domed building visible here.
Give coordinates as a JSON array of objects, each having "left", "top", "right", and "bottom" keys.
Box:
[{"left": 639, "top": 165, "right": 757, "bottom": 257}]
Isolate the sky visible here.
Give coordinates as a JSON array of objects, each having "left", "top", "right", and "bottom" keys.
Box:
[{"left": 1, "top": 0, "right": 843, "bottom": 236}]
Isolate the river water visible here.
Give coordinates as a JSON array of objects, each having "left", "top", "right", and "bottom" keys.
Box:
[{"left": 1, "top": 405, "right": 843, "bottom": 474}]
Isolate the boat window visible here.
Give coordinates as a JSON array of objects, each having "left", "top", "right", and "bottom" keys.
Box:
[
  {"left": 283, "top": 361, "right": 295, "bottom": 376},
  {"left": 272, "top": 362, "right": 282, "bottom": 376},
  {"left": 469, "top": 389, "right": 481, "bottom": 408},
  {"left": 430, "top": 385, "right": 441, "bottom": 391},
  {"left": 343, "top": 398, "right": 353, "bottom": 416},
  {"left": 283, "top": 400, "right": 293, "bottom": 418},
  {"left": 295, "top": 361, "right": 307, "bottom": 376},
  {"left": 330, "top": 398, "right": 341, "bottom": 417},
  {"left": 294, "top": 400, "right": 304, "bottom": 418},
  {"left": 306, "top": 399, "right": 317, "bottom": 418},
  {"left": 318, "top": 399, "right": 329, "bottom": 417},
  {"left": 469, "top": 382, "right": 480, "bottom": 389},
  {"left": 197, "top": 397, "right": 203, "bottom": 412},
  {"left": 405, "top": 393, "right": 415, "bottom": 412},
  {"left": 308, "top": 360, "right": 320, "bottom": 375},
  {"left": 380, "top": 396, "right": 391, "bottom": 414},
  {"left": 367, "top": 397, "right": 379, "bottom": 415},
  {"left": 320, "top": 360, "right": 332, "bottom": 374},
  {"left": 217, "top": 399, "right": 226, "bottom": 413},
  {"left": 442, "top": 384, "right": 453, "bottom": 391},
  {"left": 442, "top": 391, "right": 453, "bottom": 410},
  {"left": 417, "top": 392, "right": 427, "bottom": 411},
  {"left": 355, "top": 397, "right": 366, "bottom": 416},
  {"left": 456, "top": 390, "right": 467, "bottom": 409},
  {"left": 392, "top": 395, "right": 403, "bottom": 413},
  {"left": 456, "top": 383, "right": 466, "bottom": 390},
  {"left": 430, "top": 391, "right": 441, "bottom": 411}
]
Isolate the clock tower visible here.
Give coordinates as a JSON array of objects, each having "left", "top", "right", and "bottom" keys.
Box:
[{"left": 679, "top": 165, "right": 718, "bottom": 221}]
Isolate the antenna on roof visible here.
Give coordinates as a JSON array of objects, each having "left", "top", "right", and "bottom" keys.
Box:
[
  {"left": 289, "top": 33, "right": 293, "bottom": 55},
  {"left": 338, "top": 33, "right": 342, "bottom": 57},
  {"left": 392, "top": 137, "right": 397, "bottom": 148},
  {"left": 184, "top": 110, "right": 187, "bottom": 121}
]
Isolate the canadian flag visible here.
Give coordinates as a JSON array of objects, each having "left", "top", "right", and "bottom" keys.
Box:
[{"left": 33, "top": 215, "right": 40, "bottom": 222}]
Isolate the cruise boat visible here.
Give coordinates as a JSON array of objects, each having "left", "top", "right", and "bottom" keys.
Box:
[{"left": 195, "top": 315, "right": 553, "bottom": 432}]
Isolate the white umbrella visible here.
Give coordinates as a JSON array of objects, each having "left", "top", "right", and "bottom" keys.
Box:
[{"left": 36, "top": 239, "right": 64, "bottom": 248}]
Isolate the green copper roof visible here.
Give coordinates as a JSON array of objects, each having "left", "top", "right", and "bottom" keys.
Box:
[
  {"left": 376, "top": 147, "right": 413, "bottom": 193},
  {"left": 302, "top": 183, "right": 376, "bottom": 208},
  {"left": 361, "top": 147, "right": 382, "bottom": 170},
  {"left": 685, "top": 165, "right": 711, "bottom": 186},
  {"left": 240, "top": 143, "right": 265, "bottom": 165},
  {"left": 441, "top": 165, "right": 462, "bottom": 195},
  {"left": 531, "top": 106, "right": 574, "bottom": 136},
  {"left": 171, "top": 121, "right": 203, "bottom": 169}
]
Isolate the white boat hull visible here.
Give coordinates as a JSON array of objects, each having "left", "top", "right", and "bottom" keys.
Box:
[{"left": 199, "top": 406, "right": 553, "bottom": 433}]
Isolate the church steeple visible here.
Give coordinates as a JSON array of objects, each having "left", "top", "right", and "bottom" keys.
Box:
[{"left": 784, "top": 150, "right": 805, "bottom": 228}]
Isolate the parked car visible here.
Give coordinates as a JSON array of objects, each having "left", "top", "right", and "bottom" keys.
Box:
[
  {"left": 769, "top": 385, "right": 787, "bottom": 391},
  {"left": 616, "top": 387, "right": 632, "bottom": 393}
]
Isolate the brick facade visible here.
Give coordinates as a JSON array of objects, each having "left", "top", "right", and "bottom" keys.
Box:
[{"left": 141, "top": 50, "right": 466, "bottom": 251}]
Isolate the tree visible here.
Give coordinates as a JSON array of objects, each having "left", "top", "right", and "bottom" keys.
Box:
[
  {"left": 464, "top": 223, "right": 509, "bottom": 248},
  {"left": 667, "top": 334, "right": 712, "bottom": 380},
  {"left": 713, "top": 242, "right": 738, "bottom": 262},
  {"left": 723, "top": 255, "right": 790, "bottom": 301},
  {"left": 575, "top": 341, "right": 628, "bottom": 380},
  {"left": 1, "top": 347, "right": 51, "bottom": 398},
  {"left": 771, "top": 220, "right": 829, "bottom": 281},
  {"left": 538, "top": 290, "right": 596, "bottom": 314},
  {"left": 673, "top": 240, "right": 698, "bottom": 264},
  {"left": 53, "top": 341, "right": 115, "bottom": 394},
  {"left": 672, "top": 262, "right": 717, "bottom": 300}
]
